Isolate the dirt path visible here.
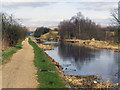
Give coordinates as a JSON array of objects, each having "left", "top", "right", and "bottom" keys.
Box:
[{"left": 2, "top": 38, "right": 38, "bottom": 88}]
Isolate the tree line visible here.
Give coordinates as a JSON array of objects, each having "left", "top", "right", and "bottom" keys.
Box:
[
  {"left": 2, "top": 13, "right": 28, "bottom": 49},
  {"left": 34, "top": 27, "right": 51, "bottom": 37},
  {"left": 58, "top": 12, "right": 120, "bottom": 43},
  {"left": 102, "top": 26, "right": 119, "bottom": 43},
  {"left": 58, "top": 12, "right": 106, "bottom": 41}
]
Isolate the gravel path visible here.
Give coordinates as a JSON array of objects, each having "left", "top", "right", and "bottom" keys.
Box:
[{"left": 2, "top": 38, "right": 38, "bottom": 88}]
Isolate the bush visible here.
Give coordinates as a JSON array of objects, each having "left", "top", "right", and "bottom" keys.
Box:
[
  {"left": 34, "top": 27, "right": 51, "bottom": 37},
  {"left": 2, "top": 13, "right": 28, "bottom": 48}
]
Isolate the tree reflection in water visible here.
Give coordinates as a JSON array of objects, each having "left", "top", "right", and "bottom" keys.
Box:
[
  {"left": 58, "top": 42, "right": 101, "bottom": 69},
  {"left": 45, "top": 41, "right": 119, "bottom": 83}
]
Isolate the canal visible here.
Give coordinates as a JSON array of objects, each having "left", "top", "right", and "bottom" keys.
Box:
[{"left": 44, "top": 41, "right": 119, "bottom": 84}]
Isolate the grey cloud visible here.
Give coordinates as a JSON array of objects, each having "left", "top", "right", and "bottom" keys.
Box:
[
  {"left": 77, "top": 2, "right": 117, "bottom": 11},
  {"left": 2, "top": 2, "right": 54, "bottom": 8},
  {"left": 15, "top": 17, "right": 32, "bottom": 21},
  {"left": 92, "top": 18, "right": 111, "bottom": 25},
  {"left": 32, "top": 21, "right": 59, "bottom": 25},
  {"left": 21, "top": 19, "right": 59, "bottom": 27}
]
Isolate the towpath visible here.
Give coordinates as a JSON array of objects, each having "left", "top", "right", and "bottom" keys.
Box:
[{"left": 2, "top": 38, "right": 38, "bottom": 88}]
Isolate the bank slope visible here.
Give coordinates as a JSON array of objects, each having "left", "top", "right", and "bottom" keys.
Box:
[{"left": 28, "top": 38, "right": 66, "bottom": 88}]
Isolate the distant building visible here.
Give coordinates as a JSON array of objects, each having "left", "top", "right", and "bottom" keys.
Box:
[{"left": 118, "top": 1, "right": 120, "bottom": 21}]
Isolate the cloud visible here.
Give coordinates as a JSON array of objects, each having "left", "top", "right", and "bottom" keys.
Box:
[
  {"left": 15, "top": 17, "right": 32, "bottom": 22},
  {"left": 25, "top": 20, "right": 59, "bottom": 27},
  {"left": 2, "top": 2, "right": 53, "bottom": 8},
  {"left": 3, "top": 0, "right": 119, "bottom": 2},
  {"left": 3, "top": 2, "right": 117, "bottom": 11},
  {"left": 18, "top": 17, "right": 60, "bottom": 27},
  {"left": 92, "top": 18, "right": 111, "bottom": 26},
  {"left": 2, "top": 1, "right": 118, "bottom": 27},
  {"left": 77, "top": 2, "right": 118, "bottom": 11},
  {"left": 3, "top": 0, "right": 39, "bottom": 2}
]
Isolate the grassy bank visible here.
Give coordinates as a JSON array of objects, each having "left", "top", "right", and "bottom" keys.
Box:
[
  {"left": 28, "top": 38, "right": 66, "bottom": 88},
  {"left": 2, "top": 40, "right": 23, "bottom": 64},
  {"left": 64, "top": 39, "right": 120, "bottom": 52}
]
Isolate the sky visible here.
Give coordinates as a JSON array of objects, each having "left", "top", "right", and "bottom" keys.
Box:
[{"left": 2, "top": 0, "right": 120, "bottom": 27}]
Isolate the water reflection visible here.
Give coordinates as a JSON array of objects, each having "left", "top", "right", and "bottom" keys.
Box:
[
  {"left": 45, "top": 42, "right": 119, "bottom": 83},
  {"left": 58, "top": 42, "right": 98, "bottom": 63}
]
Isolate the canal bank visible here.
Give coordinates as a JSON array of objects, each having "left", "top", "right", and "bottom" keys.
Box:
[
  {"left": 31, "top": 38, "right": 119, "bottom": 88},
  {"left": 64, "top": 39, "right": 120, "bottom": 52},
  {"left": 28, "top": 38, "right": 66, "bottom": 88}
]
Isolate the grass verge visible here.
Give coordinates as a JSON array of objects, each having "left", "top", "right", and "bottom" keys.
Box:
[
  {"left": 28, "top": 38, "right": 66, "bottom": 88},
  {"left": 2, "top": 40, "right": 23, "bottom": 64}
]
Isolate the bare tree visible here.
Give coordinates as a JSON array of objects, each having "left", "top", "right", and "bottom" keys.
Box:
[
  {"left": 111, "top": 1, "right": 120, "bottom": 24},
  {"left": 110, "top": 1, "right": 120, "bottom": 43},
  {"left": 58, "top": 12, "right": 105, "bottom": 41},
  {"left": 111, "top": 9, "right": 120, "bottom": 24},
  {"left": 2, "top": 13, "right": 28, "bottom": 48}
]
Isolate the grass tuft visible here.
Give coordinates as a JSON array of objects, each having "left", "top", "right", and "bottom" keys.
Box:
[{"left": 2, "top": 40, "right": 23, "bottom": 64}]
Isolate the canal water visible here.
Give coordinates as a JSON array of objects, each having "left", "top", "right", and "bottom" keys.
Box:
[{"left": 44, "top": 41, "right": 119, "bottom": 84}]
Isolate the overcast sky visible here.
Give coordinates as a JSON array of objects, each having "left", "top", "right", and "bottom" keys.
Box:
[{"left": 2, "top": 0, "right": 119, "bottom": 27}]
